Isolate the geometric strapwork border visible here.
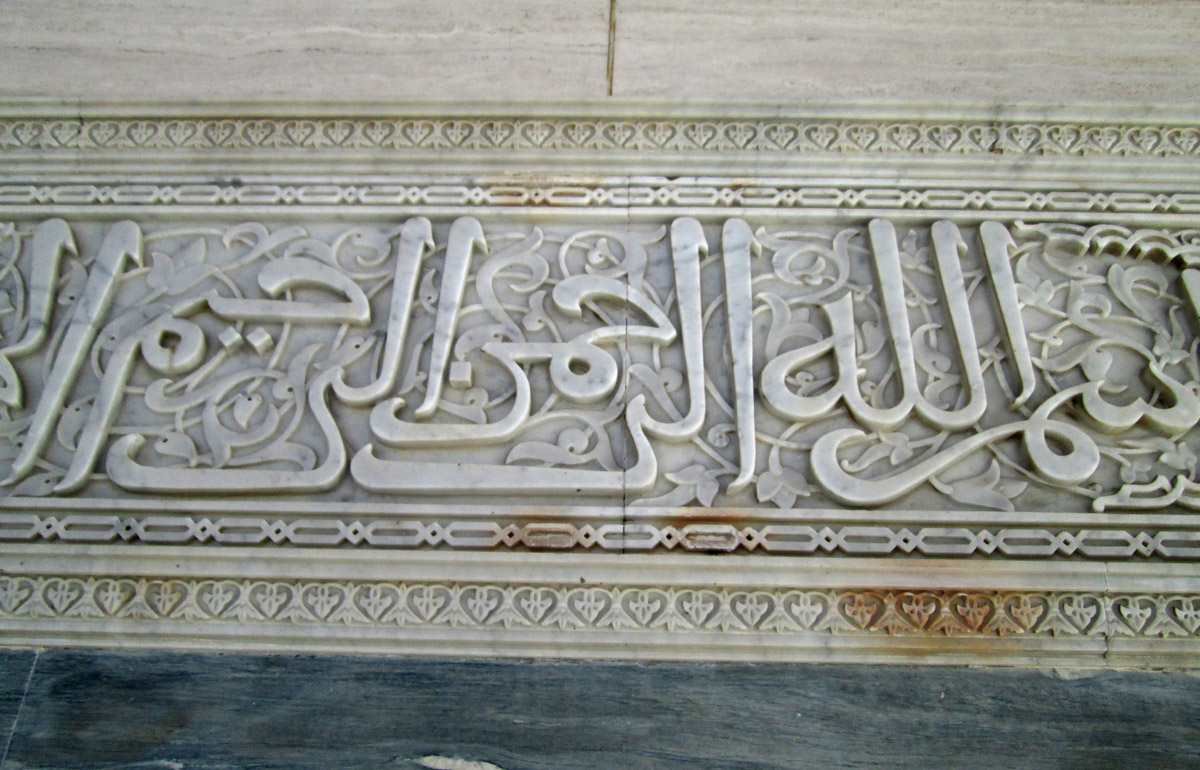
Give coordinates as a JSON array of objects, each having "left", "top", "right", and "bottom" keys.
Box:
[{"left": 4, "top": 101, "right": 1200, "bottom": 665}]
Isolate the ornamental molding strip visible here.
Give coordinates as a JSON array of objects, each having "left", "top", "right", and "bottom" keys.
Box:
[
  {"left": 2, "top": 100, "right": 1200, "bottom": 666},
  {"left": 2, "top": 102, "right": 1200, "bottom": 160}
]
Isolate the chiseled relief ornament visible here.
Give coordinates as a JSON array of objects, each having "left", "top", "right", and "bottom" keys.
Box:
[{"left": 0, "top": 215, "right": 1197, "bottom": 515}]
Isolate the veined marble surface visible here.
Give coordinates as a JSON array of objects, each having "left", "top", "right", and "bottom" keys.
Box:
[
  {"left": 2, "top": 1, "right": 1200, "bottom": 104},
  {"left": 0, "top": 651, "right": 1197, "bottom": 769}
]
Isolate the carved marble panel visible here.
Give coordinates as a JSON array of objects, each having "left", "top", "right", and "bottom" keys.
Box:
[
  {"left": 0, "top": 215, "right": 1197, "bottom": 512},
  {"left": 3, "top": 102, "right": 1200, "bottom": 665}
]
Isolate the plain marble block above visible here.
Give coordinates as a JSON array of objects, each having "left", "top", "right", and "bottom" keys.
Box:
[
  {"left": 610, "top": 0, "right": 1200, "bottom": 103},
  {"left": 3, "top": 1, "right": 1200, "bottom": 103},
  {"left": 0, "top": 0, "right": 612, "bottom": 101}
]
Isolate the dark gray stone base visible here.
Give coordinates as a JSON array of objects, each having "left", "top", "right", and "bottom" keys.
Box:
[{"left": 0, "top": 649, "right": 1196, "bottom": 769}]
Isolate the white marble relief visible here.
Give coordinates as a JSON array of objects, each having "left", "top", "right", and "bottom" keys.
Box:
[{"left": 0, "top": 216, "right": 1197, "bottom": 514}]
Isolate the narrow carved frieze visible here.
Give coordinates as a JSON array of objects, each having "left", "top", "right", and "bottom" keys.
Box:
[
  {"left": 2, "top": 574, "right": 1197, "bottom": 640},
  {"left": 2, "top": 116, "right": 1199, "bottom": 158}
]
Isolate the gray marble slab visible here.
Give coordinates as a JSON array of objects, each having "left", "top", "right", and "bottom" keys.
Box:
[
  {"left": 1, "top": 651, "right": 1198, "bottom": 769},
  {"left": 0, "top": 651, "right": 35, "bottom": 770}
]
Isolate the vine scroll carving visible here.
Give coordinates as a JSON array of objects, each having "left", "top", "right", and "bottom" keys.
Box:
[{"left": 0, "top": 215, "right": 1195, "bottom": 515}]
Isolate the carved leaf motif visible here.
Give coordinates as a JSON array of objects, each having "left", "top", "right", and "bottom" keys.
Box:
[
  {"left": 755, "top": 448, "right": 812, "bottom": 509},
  {"left": 192, "top": 581, "right": 239, "bottom": 617},
  {"left": 521, "top": 290, "right": 555, "bottom": 333},
  {"left": 507, "top": 428, "right": 594, "bottom": 467},
  {"left": 278, "top": 343, "right": 321, "bottom": 399},
  {"left": 417, "top": 268, "right": 439, "bottom": 314},
  {"left": 1152, "top": 307, "right": 1190, "bottom": 367},
  {"left": 1119, "top": 457, "right": 1153, "bottom": 485},
  {"left": 147, "top": 238, "right": 213, "bottom": 295},
  {"left": 912, "top": 326, "right": 952, "bottom": 374},
  {"left": 1066, "top": 281, "right": 1112, "bottom": 324},
  {"left": 1132, "top": 436, "right": 1194, "bottom": 470},
  {"left": 636, "top": 464, "right": 721, "bottom": 507},
  {"left": 0, "top": 578, "right": 33, "bottom": 613},
  {"left": 841, "top": 433, "right": 913, "bottom": 473},
  {"left": 1015, "top": 279, "right": 1057, "bottom": 310},
  {"left": 706, "top": 423, "right": 735, "bottom": 448},
  {"left": 11, "top": 472, "right": 60, "bottom": 497},
  {"left": 930, "top": 460, "right": 1026, "bottom": 512},
  {"left": 670, "top": 466, "right": 721, "bottom": 507},
  {"left": 153, "top": 432, "right": 199, "bottom": 466},
  {"left": 55, "top": 397, "right": 91, "bottom": 451},
  {"left": 1107, "top": 263, "right": 1166, "bottom": 319},
  {"left": 755, "top": 471, "right": 790, "bottom": 508},
  {"left": 1034, "top": 339, "right": 1109, "bottom": 377},
  {"left": 782, "top": 592, "right": 828, "bottom": 629}
]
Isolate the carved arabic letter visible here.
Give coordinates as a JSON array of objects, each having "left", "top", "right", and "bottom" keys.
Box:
[
  {"left": 923, "top": 220, "right": 986, "bottom": 428},
  {"left": 638, "top": 217, "right": 707, "bottom": 440},
  {"left": 332, "top": 217, "right": 434, "bottom": 405},
  {"left": 0, "top": 219, "right": 77, "bottom": 407},
  {"left": 414, "top": 217, "right": 487, "bottom": 419},
  {"left": 369, "top": 343, "right": 531, "bottom": 447},
  {"left": 206, "top": 256, "right": 371, "bottom": 325},
  {"left": 552, "top": 274, "right": 675, "bottom": 344},
  {"left": 5, "top": 221, "right": 142, "bottom": 486},
  {"left": 106, "top": 372, "right": 346, "bottom": 494},
  {"left": 350, "top": 398, "right": 656, "bottom": 495},
  {"left": 56, "top": 317, "right": 206, "bottom": 493},
  {"left": 550, "top": 272, "right": 682, "bottom": 405},
  {"left": 810, "top": 386, "right": 1100, "bottom": 507},
  {"left": 867, "top": 218, "right": 922, "bottom": 420},
  {"left": 721, "top": 219, "right": 758, "bottom": 493},
  {"left": 3, "top": 218, "right": 76, "bottom": 360},
  {"left": 978, "top": 221, "right": 1036, "bottom": 406},
  {"left": 759, "top": 292, "right": 901, "bottom": 431},
  {"left": 859, "top": 219, "right": 988, "bottom": 431},
  {"left": 1077, "top": 367, "right": 1200, "bottom": 437},
  {"left": 1094, "top": 475, "right": 1200, "bottom": 511},
  {"left": 1181, "top": 269, "right": 1200, "bottom": 326}
]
